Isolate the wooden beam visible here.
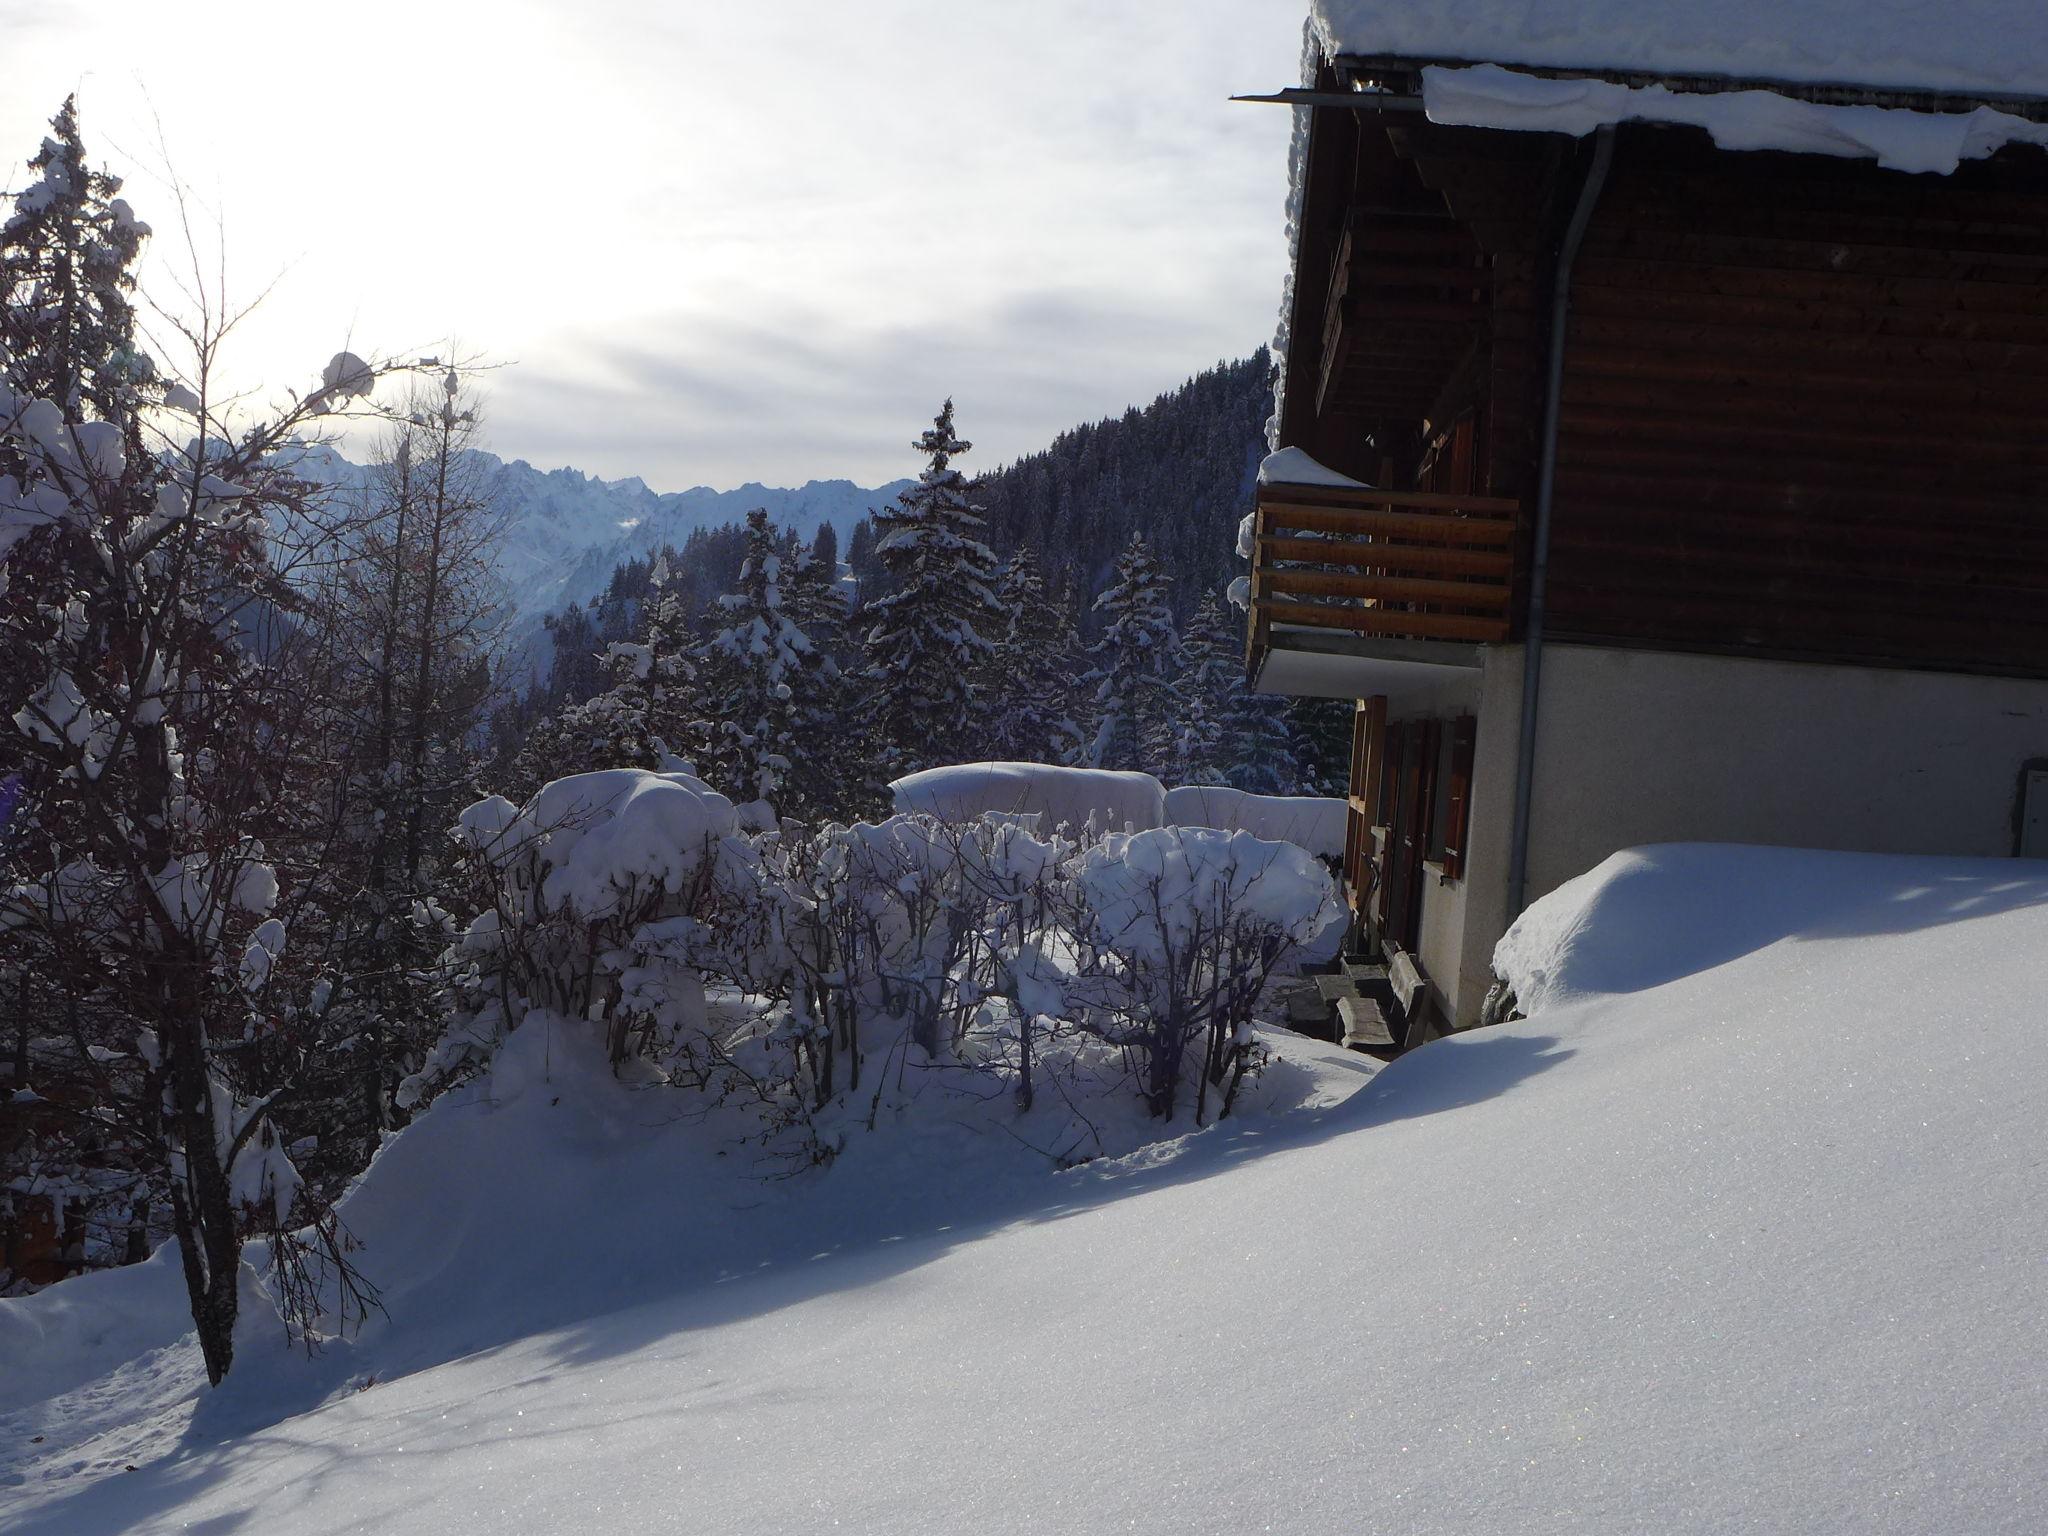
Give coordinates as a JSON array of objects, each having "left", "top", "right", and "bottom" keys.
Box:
[
  {"left": 1257, "top": 598, "right": 1510, "bottom": 644},
  {"left": 1261, "top": 568, "right": 1509, "bottom": 609},
  {"left": 1258, "top": 536, "right": 1513, "bottom": 576},
  {"left": 1260, "top": 484, "right": 1523, "bottom": 515},
  {"left": 1259, "top": 502, "right": 1518, "bottom": 543}
]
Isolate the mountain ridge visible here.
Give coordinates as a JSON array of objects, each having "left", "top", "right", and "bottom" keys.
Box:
[{"left": 278, "top": 440, "right": 911, "bottom": 633}]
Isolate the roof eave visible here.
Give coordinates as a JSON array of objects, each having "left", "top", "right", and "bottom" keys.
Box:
[{"left": 1328, "top": 52, "right": 2048, "bottom": 125}]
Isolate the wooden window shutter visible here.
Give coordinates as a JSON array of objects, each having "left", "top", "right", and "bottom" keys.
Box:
[{"left": 1441, "top": 715, "right": 1476, "bottom": 880}]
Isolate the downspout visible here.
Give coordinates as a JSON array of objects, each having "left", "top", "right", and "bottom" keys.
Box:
[{"left": 1505, "top": 124, "right": 1616, "bottom": 920}]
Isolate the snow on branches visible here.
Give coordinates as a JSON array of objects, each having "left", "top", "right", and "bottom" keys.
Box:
[
  {"left": 404, "top": 768, "right": 1342, "bottom": 1152},
  {"left": 861, "top": 401, "right": 1007, "bottom": 771}
]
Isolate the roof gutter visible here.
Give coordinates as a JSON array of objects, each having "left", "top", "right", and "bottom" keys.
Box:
[
  {"left": 1505, "top": 123, "right": 1615, "bottom": 922},
  {"left": 1229, "top": 88, "right": 1426, "bottom": 112}
]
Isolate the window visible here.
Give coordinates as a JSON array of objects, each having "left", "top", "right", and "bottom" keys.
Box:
[
  {"left": 2021, "top": 761, "right": 2048, "bottom": 859},
  {"left": 1426, "top": 716, "right": 1477, "bottom": 880}
]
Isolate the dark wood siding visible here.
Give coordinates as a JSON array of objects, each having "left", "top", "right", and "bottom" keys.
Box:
[{"left": 1546, "top": 128, "right": 2048, "bottom": 677}]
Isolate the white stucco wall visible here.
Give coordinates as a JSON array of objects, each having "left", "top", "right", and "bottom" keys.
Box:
[
  {"left": 1524, "top": 645, "right": 2048, "bottom": 895},
  {"left": 1431, "top": 643, "right": 2048, "bottom": 1023},
  {"left": 1411, "top": 651, "right": 1524, "bottom": 1028}
]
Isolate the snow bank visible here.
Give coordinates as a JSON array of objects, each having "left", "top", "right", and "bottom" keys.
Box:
[
  {"left": 13, "top": 845, "right": 2048, "bottom": 1534},
  {"left": 1423, "top": 62, "right": 2048, "bottom": 176},
  {"left": 1312, "top": 0, "right": 2048, "bottom": 102},
  {"left": 1493, "top": 842, "right": 2048, "bottom": 1015},
  {"left": 1163, "top": 785, "right": 1345, "bottom": 860},
  {"left": 890, "top": 761, "right": 1165, "bottom": 834}
]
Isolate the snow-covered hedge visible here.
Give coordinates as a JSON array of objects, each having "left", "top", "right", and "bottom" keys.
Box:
[
  {"left": 404, "top": 770, "right": 1343, "bottom": 1143},
  {"left": 1162, "top": 785, "right": 1346, "bottom": 860},
  {"left": 890, "top": 761, "right": 1165, "bottom": 834}
]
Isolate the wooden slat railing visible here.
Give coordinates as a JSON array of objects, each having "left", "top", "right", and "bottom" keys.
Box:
[{"left": 1248, "top": 481, "right": 1520, "bottom": 660}]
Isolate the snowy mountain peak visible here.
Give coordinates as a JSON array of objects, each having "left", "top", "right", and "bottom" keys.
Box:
[{"left": 277, "top": 441, "right": 908, "bottom": 634}]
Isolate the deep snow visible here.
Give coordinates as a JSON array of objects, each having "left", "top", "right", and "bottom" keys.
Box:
[{"left": 6, "top": 843, "right": 2047, "bottom": 1533}]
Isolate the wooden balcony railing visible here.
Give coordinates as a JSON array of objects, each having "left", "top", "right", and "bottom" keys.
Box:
[{"left": 1248, "top": 480, "right": 1520, "bottom": 657}]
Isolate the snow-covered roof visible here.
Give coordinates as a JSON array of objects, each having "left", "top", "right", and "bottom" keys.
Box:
[
  {"left": 1266, "top": 5, "right": 2048, "bottom": 438},
  {"left": 1311, "top": 0, "right": 2048, "bottom": 104}
]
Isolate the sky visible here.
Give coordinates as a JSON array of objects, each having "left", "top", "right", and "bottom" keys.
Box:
[{"left": 4, "top": 0, "right": 1306, "bottom": 491}]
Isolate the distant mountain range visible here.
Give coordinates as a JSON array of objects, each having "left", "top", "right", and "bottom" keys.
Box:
[
  {"left": 278, "top": 441, "right": 909, "bottom": 635},
  {"left": 278, "top": 350, "right": 1272, "bottom": 688}
]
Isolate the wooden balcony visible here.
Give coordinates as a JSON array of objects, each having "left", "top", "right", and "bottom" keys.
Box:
[{"left": 1247, "top": 480, "right": 1521, "bottom": 695}]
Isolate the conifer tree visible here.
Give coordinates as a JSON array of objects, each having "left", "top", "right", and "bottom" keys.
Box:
[
  {"left": 1215, "top": 603, "right": 1310, "bottom": 795},
  {"left": 1158, "top": 590, "right": 1235, "bottom": 785},
  {"left": 0, "top": 97, "right": 155, "bottom": 434},
  {"left": 1078, "top": 533, "right": 1182, "bottom": 774},
  {"left": 861, "top": 401, "right": 1005, "bottom": 773},
  {"left": 780, "top": 525, "right": 871, "bottom": 818},
  {"left": 508, "top": 552, "right": 701, "bottom": 794},
  {"left": 697, "top": 508, "right": 825, "bottom": 823},
  {"left": 1285, "top": 695, "right": 1353, "bottom": 797},
  {"left": 983, "top": 549, "right": 1082, "bottom": 764}
]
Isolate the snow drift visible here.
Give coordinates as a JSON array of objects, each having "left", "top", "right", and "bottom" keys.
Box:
[
  {"left": 7, "top": 844, "right": 2048, "bottom": 1533},
  {"left": 890, "top": 761, "right": 1165, "bottom": 833},
  {"left": 1162, "top": 785, "right": 1345, "bottom": 860}
]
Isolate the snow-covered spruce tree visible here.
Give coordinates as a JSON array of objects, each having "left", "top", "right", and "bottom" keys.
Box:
[
  {"left": 0, "top": 97, "right": 155, "bottom": 442},
  {"left": 1211, "top": 582, "right": 1313, "bottom": 795},
  {"left": 778, "top": 524, "right": 873, "bottom": 820},
  {"left": 861, "top": 401, "right": 1006, "bottom": 774},
  {"left": 1078, "top": 532, "right": 1182, "bottom": 774},
  {"left": 1284, "top": 695, "right": 1354, "bottom": 797},
  {"left": 1158, "top": 590, "right": 1235, "bottom": 786},
  {"left": 980, "top": 549, "right": 1085, "bottom": 765},
  {"left": 614, "top": 550, "right": 707, "bottom": 761},
  {"left": 0, "top": 109, "right": 402, "bottom": 1377},
  {"left": 509, "top": 551, "right": 703, "bottom": 796},
  {"left": 694, "top": 508, "right": 831, "bottom": 825}
]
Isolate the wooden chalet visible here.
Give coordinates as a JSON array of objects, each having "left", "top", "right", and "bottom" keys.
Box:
[{"left": 1243, "top": 13, "right": 2048, "bottom": 1034}]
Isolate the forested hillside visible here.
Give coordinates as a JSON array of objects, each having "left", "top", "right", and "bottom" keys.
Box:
[
  {"left": 890, "top": 351, "right": 1272, "bottom": 624},
  {"left": 498, "top": 352, "right": 1344, "bottom": 794}
]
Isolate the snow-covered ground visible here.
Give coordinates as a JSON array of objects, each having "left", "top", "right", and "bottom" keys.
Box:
[{"left": 6, "top": 843, "right": 2047, "bottom": 1533}]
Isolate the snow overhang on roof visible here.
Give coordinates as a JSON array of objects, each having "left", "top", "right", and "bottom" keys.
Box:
[
  {"left": 1258, "top": 4, "right": 2048, "bottom": 448},
  {"left": 1299, "top": 2, "right": 2048, "bottom": 176},
  {"left": 1310, "top": 0, "right": 2048, "bottom": 107}
]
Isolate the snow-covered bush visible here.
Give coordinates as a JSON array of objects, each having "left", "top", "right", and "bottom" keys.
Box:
[
  {"left": 401, "top": 769, "right": 747, "bottom": 1106},
  {"left": 1068, "top": 827, "right": 1344, "bottom": 1120},
  {"left": 701, "top": 813, "right": 1064, "bottom": 1117},
  {"left": 405, "top": 769, "right": 1342, "bottom": 1146}
]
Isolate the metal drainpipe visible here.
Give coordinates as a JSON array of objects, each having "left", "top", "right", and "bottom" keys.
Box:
[{"left": 1505, "top": 124, "right": 1616, "bottom": 920}]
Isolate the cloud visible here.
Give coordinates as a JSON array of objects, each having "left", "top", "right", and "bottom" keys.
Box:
[
  {"left": 10, "top": 0, "right": 1306, "bottom": 492},
  {"left": 489, "top": 276, "right": 1271, "bottom": 491}
]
